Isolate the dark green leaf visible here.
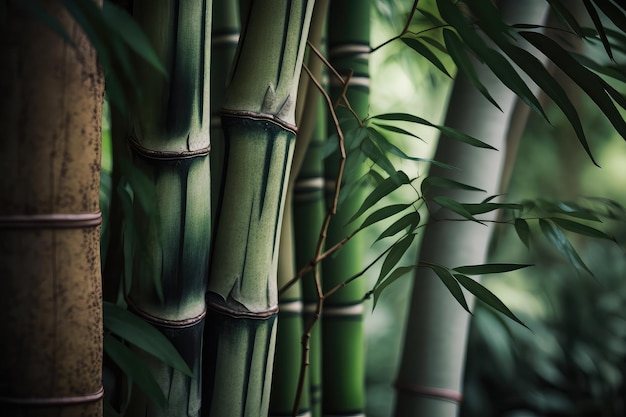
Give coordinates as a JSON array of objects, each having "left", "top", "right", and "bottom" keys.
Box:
[
  {"left": 462, "top": 202, "right": 523, "bottom": 215},
  {"left": 402, "top": 37, "right": 452, "bottom": 77},
  {"left": 453, "top": 263, "right": 533, "bottom": 275},
  {"left": 376, "top": 212, "right": 420, "bottom": 241},
  {"left": 545, "top": 0, "right": 585, "bottom": 37},
  {"left": 454, "top": 274, "right": 527, "bottom": 328},
  {"left": 361, "top": 136, "right": 397, "bottom": 178},
  {"left": 592, "top": 0, "right": 626, "bottom": 39},
  {"left": 377, "top": 234, "right": 416, "bottom": 286},
  {"left": 432, "top": 196, "right": 481, "bottom": 223},
  {"left": 583, "top": 0, "right": 613, "bottom": 60},
  {"left": 514, "top": 218, "right": 531, "bottom": 248},
  {"left": 349, "top": 170, "right": 410, "bottom": 222},
  {"left": 431, "top": 265, "right": 470, "bottom": 313},
  {"left": 417, "top": 7, "right": 446, "bottom": 26},
  {"left": 360, "top": 203, "right": 412, "bottom": 229},
  {"left": 103, "top": 302, "right": 193, "bottom": 376},
  {"left": 104, "top": 334, "right": 168, "bottom": 408},
  {"left": 539, "top": 219, "right": 594, "bottom": 276},
  {"left": 421, "top": 176, "right": 486, "bottom": 196},
  {"left": 372, "top": 266, "right": 414, "bottom": 310},
  {"left": 551, "top": 217, "right": 615, "bottom": 241},
  {"left": 373, "top": 123, "right": 425, "bottom": 141}
]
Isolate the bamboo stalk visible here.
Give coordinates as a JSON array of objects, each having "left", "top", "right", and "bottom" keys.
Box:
[
  {"left": 0, "top": 2, "right": 104, "bottom": 416},
  {"left": 121, "top": 1, "right": 212, "bottom": 415},
  {"left": 203, "top": 2, "right": 315, "bottom": 416},
  {"left": 393, "top": 2, "right": 550, "bottom": 416},
  {"left": 321, "top": 1, "right": 369, "bottom": 416}
]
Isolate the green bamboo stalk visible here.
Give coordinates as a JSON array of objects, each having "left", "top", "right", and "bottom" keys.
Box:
[
  {"left": 203, "top": 2, "right": 315, "bottom": 416},
  {"left": 0, "top": 2, "right": 104, "bottom": 416},
  {"left": 270, "top": 2, "right": 328, "bottom": 415},
  {"left": 322, "top": 1, "right": 370, "bottom": 416},
  {"left": 393, "top": 2, "right": 550, "bottom": 416},
  {"left": 121, "top": 1, "right": 212, "bottom": 416}
]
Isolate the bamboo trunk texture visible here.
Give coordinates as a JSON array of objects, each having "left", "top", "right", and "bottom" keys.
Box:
[
  {"left": 203, "top": 2, "right": 315, "bottom": 416},
  {"left": 0, "top": 2, "right": 104, "bottom": 417},
  {"left": 322, "top": 1, "right": 369, "bottom": 416},
  {"left": 121, "top": 1, "right": 212, "bottom": 416},
  {"left": 393, "top": 2, "right": 549, "bottom": 416}
]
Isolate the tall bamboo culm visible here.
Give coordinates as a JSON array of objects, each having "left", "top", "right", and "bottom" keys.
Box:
[
  {"left": 121, "top": 2, "right": 212, "bottom": 416},
  {"left": 202, "top": 2, "right": 315, "bottom": 416},
  {"left": 393, "top": 2, "right": 549, "bottom": 416},
  {"left": 322, "top": 1, "right": 369, "bottom": 416},
  {"left": 0, "top": 2, "right": 104, "bottom": 416}
]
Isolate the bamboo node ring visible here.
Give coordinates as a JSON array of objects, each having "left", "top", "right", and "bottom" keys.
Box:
[
  {"left": 0, "top": 386, "right": 104, "bottom": 405},
  {"left": 394, "top": 381, "right": 463, "bottom": 404},
  {"left": 0, "top": 211, "right": 102, "bottom": 229}
]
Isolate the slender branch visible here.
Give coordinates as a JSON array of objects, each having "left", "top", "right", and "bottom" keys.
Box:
[{"left": 370, "top": 0, "right": 420, "bottom": 53}]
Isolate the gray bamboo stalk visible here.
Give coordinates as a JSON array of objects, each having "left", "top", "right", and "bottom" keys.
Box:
[
  {"left": 0, "top": 1, "right": 104, "bottom": 416},
  {"left": 392, "top": 2, "right": 550, "bottom": 416},
  {"left": 202, "top": 2, "right": 316, "bottom": 416},
  {"left": 122, "top": 2, "right": 212, "bottom": 416},
  {"left": 322, "top": 1, "right": 369, "bottom": 416}
]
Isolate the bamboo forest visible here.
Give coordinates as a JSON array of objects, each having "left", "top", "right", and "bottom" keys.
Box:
[{"left": 4, "top": 1, "right": 626, "bottom": 416}]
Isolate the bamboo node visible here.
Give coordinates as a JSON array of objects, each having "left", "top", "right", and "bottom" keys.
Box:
[
  {"left": 220, "top": 108, "right": 298, "bottom": 134},
  {"left": 0, "top": 211, "right": 102, "bottom": 229},
  {"left": 126, "top": 298, "right": 207, "bottom": 328},
  {"left": 129, "top": 137, "right": 211, "bottom": 161},
  {"left": 394, "top": 381, "right": 463, "bottom": 404},
  {"left": 206, "top": 297, "right": 279, "bottom": 319},
  {"left": 0, "top": 386, "right": 104, "bottom": 405}
]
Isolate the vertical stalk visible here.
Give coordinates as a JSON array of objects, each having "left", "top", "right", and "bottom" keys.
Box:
[
  {"left": 122, "top": 1, "right": 212, "bottom": 416},
  {"left": 322, "top": 1, "right": 369, "bottom": 416},
  {"left": 393, "top": 2, "right": 549, "bottom": 416},
  {"left": 203, "top": 2, "right": 315, "bottom": 416},
  {"left": 0, "top": 1, "right": 104, "bottom": 416}
]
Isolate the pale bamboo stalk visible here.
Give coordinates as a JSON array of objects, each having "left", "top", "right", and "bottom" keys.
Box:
[{"left": 0, "top": 2, "right": 104, "bottom": 416}]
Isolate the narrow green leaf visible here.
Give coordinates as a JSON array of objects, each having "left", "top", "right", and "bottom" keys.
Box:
[
  {"left": 103, "top": 302, "right": 193, "bottom": 376},
  {"left": 361, "top": 136, "right": 397, "bottom": 178},
  {"left": 453, "top": 263, "right": 533, "bottom": 275},
  {"left": 103, "top": 1, "right": 167, "bottom": 74},
  {"left": 583, "top": 0, "right": 613, "bottom": 60},
  {"left": 514, "top": 218, "right": 531, "bottom": 248},
  {"left": 421, "top": 175, "right": 486, "bottom": 196},
  {"left": 462, "top": 202, "right": 523, "bottom": 215},
  {"left": 431, "top": 265, "right": 470, "bottom": 313},
  {"left": 545, "top": 0, "right": 585, "bottom": 37},
  {"left": 349, "top": 170, "right": 410, "bottom": 223},
  {"left": 454, "top": 274, "right": 527, "bottom": 328},
  {"left": 592, "top": 0, "right": 626, "bottom": 39},
  {"left": 372, "top": 266, "right": 414, "bottom": 310},
  {"left": 402, "top": 37, "right": 452, "bottom": 77},
  {"left": 442, "top": 29, "right": 502, "bottom": 111},
  {"left": 432, "top": 196, "right": 481, "bottom": 223},
  {"left": 359, "top": 203, "right": 412, "bottom": 229},
  {"left": 551, "top": 217, "right": 615, "bottom": 241},
  {"left": 539, "top": 219, "right": 594, "bottom": 276},
  {"left": 104, "top": 334, "right": 168, "bottom": 408},
  {"left": 376, "top": 212, "right": 420, "bottom": 241},
  {"left": 417, "top": 7, "right": 446, "bottom": 26},
  {"left": 371, "top": 113, "right": 497, "bottom": 149},
  {"left": 537, "top": 199, "right": 602, "bottom": 221},
  {"left": 378, "top": 234, "right": 416, "bottom": 286},
  {"left": 373, "top": 123, "right": 425, "bottom": 142}
]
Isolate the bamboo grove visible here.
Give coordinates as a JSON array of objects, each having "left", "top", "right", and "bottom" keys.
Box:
[{"left": 3, "top": 1, "right": 626, "bottom": 417}]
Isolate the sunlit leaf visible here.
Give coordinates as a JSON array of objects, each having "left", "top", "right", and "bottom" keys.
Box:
[
  {"left": 431, "top": 265, "right": 470, "bottom": 313},
  {"left": 454, "top": 274, "right": 528, "bottom": 328},
  {"left": 104, "top": 334, "right": 168, "bottom": 408},
  {"left": 103, "top": 302, "right": 193, "bottom": 377},
  {"left": 539, "top": 219, "right": 594, "bottom": 276},
  {"left": 453, "top": 263, "right": 532, "bottom": 275}
]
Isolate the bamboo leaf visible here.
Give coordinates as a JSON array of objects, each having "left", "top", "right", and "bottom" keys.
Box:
[
  {"left": 376, "top": 212, "right": 420, "bottom": 241},
  {"left": 431, "top": 265, "right": 470, "bottom": 313},
  {"left": 583, "top": 0, "right": 613, "bottom": 60},
  {"left": 372, "top": 266, "right": 414, "bottom": 310},
  {"left": 514, "top": 218, "right": 531, "bottom": 248},
  {"left": 378, "top": 234, "right": 416, "bottom": 286},
  {"left": 591, "top": 0, "right": 626, "bottom": 38},
  {"left": 417, "top": 7, "right": 446, "bottom": 26},
  {"left": 371, "top": 112, "right": 497, "bottom": 150},
  {"left": 104, "top": 334, "right": 168, "bottom": 408},
  {"left": 521, "top": 31, "right": 626, "bottom": 143},
  {"left": 349, "top": 170, "right": 410, "bottom": 222},
  {"left": 545, "top": 0, "right": 585, "bottom": 37},
  {"left": 421, "top": 175, "right": 486, "bottom": 196},
  {"left": 442, "top": 29, "right": 502, "bottom": 111},
  {"left": 372, "top": 123, "right": 425, "bottom": 142},
  {"left": 461, "top": 202, "right": 523, "bottom": 215},
  {"left": 551, "top": 217, "right": 615, "bottom": 241},
  {"left": 361, "top": 136, "right": 397, "bottom": 178},
  {"left": 432, "top": 196, "right": 482, "bottom": 223},
  {"left": 453, "top": 263, "right": 533, "bottom": 275},
  {"left": 454, "top": 274, "right": 527, "bottom": 328},
  {"left": 402, "top": 37, "right": 452, "bottom": 77},
  {"left": 359, "top": 203, "right": 412, "bottom": 229},
  {"left": 539, "top": 219, "right": 594, "bottom": 276},
  {"left": 103, "top": 302, "right": 193, "bottom": 377}
]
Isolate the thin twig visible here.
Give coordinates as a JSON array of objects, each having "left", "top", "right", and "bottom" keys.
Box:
[{"left": 370, "top": 0, "right": 420, "bottom": 53}]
